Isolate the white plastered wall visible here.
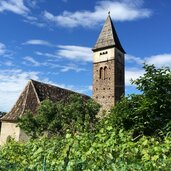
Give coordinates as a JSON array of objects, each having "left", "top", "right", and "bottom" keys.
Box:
[
  {"left": 93, "top": 48, "right": 115, "bottom": 63},
  {"left": 0, "top": 121, "right": 20, "bottom": 145},
  {"left": 0, "top": 121, "right": 29, "bottom": 146}
]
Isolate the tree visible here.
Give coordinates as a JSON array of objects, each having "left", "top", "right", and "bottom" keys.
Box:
[
  {"left": 17, "top": 94, "right": 100, "bottom": 138},
  {"left": 0, "top": 111, "right": 6, "bottom": 118},
  {"left": 109, "top": 64, "right": 171, "bottom": 137}
]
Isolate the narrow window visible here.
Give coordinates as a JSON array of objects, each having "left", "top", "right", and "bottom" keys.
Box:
[
  {"left": 104, "top": 66, "right": 108, "bottom": 79},
  {"left": 99, "top": 67, "right": 103, "bottom": 79}
]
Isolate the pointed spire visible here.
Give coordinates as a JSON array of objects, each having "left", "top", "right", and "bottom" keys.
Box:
[{"left": 93, "top": 14, "right": 125, "bottom": 53}]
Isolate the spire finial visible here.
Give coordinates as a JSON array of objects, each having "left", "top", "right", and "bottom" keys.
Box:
[{"left": 108, "top": 11, "right": 110, "bottom": 15}]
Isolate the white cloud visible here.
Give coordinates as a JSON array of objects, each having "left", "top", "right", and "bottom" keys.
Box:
[
  {"left": 0, "top": 69, "right": 40, "bottom": 112},
  {"left": 24, "top": 56, "right": 41, "bottom": 66},
  {"left": 0, "top": 42, "right": 15, "bottom": 60},
  {"left": 88, "top": 85, "right": 93, "bottom": 91},
  {"left": 60, "top": 63, "right": 86, "bottom": 72},
  {"left": 126, "top": 53, "right": 171, "bottom": 68},
  {"left": 125, "top": 68, "right": 144, "bottom": 86},
  {"left": 125, "top": 54, "right": 144, "bottom": 65},
  {"left": 57, "top": 45, "right": 92, "bottom": 62},
  {"left": 0, "top": 0, "right": 46, "bottom": 28},
  {"left": 23, "top": 55, "right": 86, "bottom": 73},
  {"left": 125, "top": 53, "right": 171, "bottom": 86},
  {"left": 23, "top": 17, "right": 46, "bottom": 28},
  {"left": 35, "top": 51, "right": 59, "bottom": 58},
  {"left": 43, "top": 0, "right": 152, "bottom": 28},
  {"left": 23, "top": 39, "right": 53, "bottom": 46},
  {"left": 3, "top": 60, "right": 14, "bottom": 66},
  {"left": 146, "top": 53, "right": 171, "bottom": 68},
  {"left": 23, "top": 56, "right": 54, "bottom": 67},
  {"left": 0, "top": 42, "right": 6, "bottom": 55},
  {"left": 0, "top": 0, "right": 29, "bottom": 15},
  {"left": 25, "top": 0, "right": 38, "bottom": 8}
]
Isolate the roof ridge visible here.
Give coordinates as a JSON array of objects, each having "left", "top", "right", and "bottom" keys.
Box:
[
  {"left": 30, "top": 80, "right": 41, "bottom": 104},
  {"left": 20, "top": 81, "right": 31, "bottom": 116}
]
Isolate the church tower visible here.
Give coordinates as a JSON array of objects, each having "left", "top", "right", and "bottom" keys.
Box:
[{"left": 92, "top": 14, "right": 125, "bottom": 111}]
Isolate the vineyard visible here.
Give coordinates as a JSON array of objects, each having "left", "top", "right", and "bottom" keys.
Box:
[{"left": 0, "top": 64, "right": 171, "bottom": 170}]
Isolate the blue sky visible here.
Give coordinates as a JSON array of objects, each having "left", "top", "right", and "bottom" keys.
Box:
[{"left": 0, "top": 0, "right": 171, "bottom": 112}]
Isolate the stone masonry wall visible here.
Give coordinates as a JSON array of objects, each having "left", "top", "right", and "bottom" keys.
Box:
[
  {"left": 93, "top": 50, "right": 125, "bottom": 111},
  {"left": 93, "top": 59, "right": 115, "bottom": 110}
]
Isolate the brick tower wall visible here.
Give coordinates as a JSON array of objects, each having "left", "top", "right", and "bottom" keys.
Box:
[
  {"left": 93, "top": 59, "right": 115, "bottom": 110},
  {"left": 92, "top": 48, "right": 124, "bottom": 111}
]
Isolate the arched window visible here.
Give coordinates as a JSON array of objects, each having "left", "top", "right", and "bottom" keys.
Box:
[
  {"left": 99, "top": 67, "right": 103, "bottom": 79},
  {"left": 104, "top": 66, "right": 108, "bottom": 79}
]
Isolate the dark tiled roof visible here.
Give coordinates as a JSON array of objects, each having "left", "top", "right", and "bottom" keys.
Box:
[
  {"left": 31, "top": 80, "right": 89, "bottom": 102},
  {"left": 92, "top": 15, "right": 125, "bottom": 53},
  {"left": 1, "top": 80, "right": 90, "bottom": 121}
]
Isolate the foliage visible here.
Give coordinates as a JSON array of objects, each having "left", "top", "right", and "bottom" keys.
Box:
[
  {"left": 109, "top": 64, "right": 171, "bottom": 137},
  {"left": 1, "top": 64, "right": 171, "bottom": 170},
  {"left": 0, "top": 111, "right": 6, "bottom": 118},
  {"left": 17, "top": 94, "right": 100, "bottom": 138},
  {"left": 0, "top": 128, "right": 171, "bottom": 170}
]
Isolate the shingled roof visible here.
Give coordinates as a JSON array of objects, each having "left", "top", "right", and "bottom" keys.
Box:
[
  {"left": 1, "top": 80, "right": 90, "bottom": 121},
  {"left": 92, "top": 14, "right": 125, "bottom": 53}
]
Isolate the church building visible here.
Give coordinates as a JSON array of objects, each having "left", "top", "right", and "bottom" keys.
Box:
[{"left": 0, "top": 14, "right": 125, "bottom": 145}]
